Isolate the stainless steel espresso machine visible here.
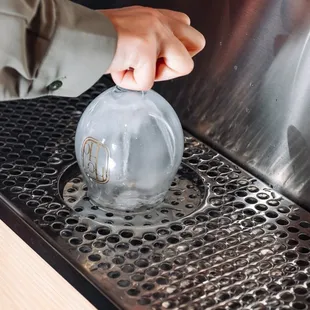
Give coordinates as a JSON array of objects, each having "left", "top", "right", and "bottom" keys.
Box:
[{"left": 1, "top": 1, "right": 310, "bottom": 309}]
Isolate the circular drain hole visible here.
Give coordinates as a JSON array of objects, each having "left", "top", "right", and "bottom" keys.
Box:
[{"left": 60, "top": 162, "right": 206, "bottom": 227}]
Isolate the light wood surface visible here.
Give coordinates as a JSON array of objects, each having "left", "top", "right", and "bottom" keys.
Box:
[{"left": 0, "top": 220, "right": 96, "bottom": 310}]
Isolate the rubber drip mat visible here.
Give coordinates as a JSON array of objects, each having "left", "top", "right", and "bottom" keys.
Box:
[{"left": 0, "top": 80, "right": 310, "bottom": 310}]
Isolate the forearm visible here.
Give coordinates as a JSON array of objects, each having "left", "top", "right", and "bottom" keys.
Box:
[{"left": 0, "top": 0, "right": 117, "bottom": 101}]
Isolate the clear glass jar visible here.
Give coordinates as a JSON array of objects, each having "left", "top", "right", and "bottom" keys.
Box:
[{"left": 75, "top": 86, "right": 184, "bottom": 211}]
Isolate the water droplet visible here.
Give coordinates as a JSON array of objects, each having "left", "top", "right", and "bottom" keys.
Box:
[{"left": 166, "top": 286, "right": 177, "bottom": 294}]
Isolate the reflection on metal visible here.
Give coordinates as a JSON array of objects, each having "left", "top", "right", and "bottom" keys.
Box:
[{"left": 82, "top": 137, "right": 110, "bottom": 184}]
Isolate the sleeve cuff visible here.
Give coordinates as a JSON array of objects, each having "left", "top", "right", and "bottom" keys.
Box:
[{"left": 30, "top": 0, "right": 117, "bottom": 98}]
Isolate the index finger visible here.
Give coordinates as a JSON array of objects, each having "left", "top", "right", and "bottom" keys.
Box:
[{"left": 170, "top": 23, "right": 206, "bottom": 57}]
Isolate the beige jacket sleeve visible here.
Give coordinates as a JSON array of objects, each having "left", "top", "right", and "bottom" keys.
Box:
[{"left": 0, "top": 0, "right": 117, "bottom": 101}]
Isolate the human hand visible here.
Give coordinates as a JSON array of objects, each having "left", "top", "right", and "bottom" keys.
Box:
[{"left": 100, "top": 6, "right": 205, "bottom": 90}]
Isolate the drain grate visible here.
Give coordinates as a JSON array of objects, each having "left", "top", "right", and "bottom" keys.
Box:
[
  {"left": 62, "top": 162, "right": 206, "bottom": 227},
  {"left": 0, "top": 79, "right": 310, "bottom": 310}
]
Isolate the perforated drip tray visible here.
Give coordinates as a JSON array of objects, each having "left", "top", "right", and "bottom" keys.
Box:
[{"left": 0, "top": 80, "right": 310, "bottom": 310}]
